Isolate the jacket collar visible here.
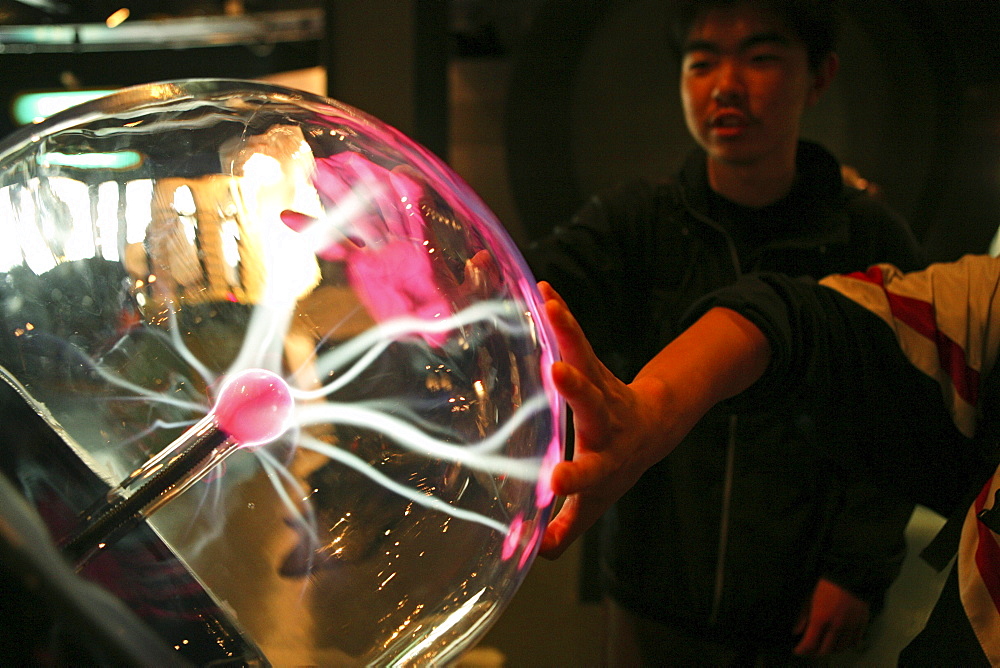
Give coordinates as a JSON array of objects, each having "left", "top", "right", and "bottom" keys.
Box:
[
  {"left": 676, "top": 140, "right": 850, "bottom": 244},
  {"left": 678, "top": 141, "right": 843, "bottom": 214}
]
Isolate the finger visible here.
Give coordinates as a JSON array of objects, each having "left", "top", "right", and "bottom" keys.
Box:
[
  {"left": 549, "top": 459, "right": 578, "bottom": 497},
  {"left": 817, "top": 627, "right": 839, "bottom": 656},
  {"left": 550, "top": 361, "right": 615, "bottom": 453},
  {"left": 462, "top": 250, "right": 493, "bottom": 297},
  {"left": 793, "top": 621, "right": 823, "bottom": 657},
  {"left": 549, "top": 361, "right": 603, "bottom": 418},
  {"left": 538, "top": 494, "right": 581, "bottom": 559},
  {"left": 539, "top": 493, "right": 604, "bottom": 560},
  {"left": 465, "top": 249, "right": 496, "bottom": 279},
  {"left": 793, "top": 608, "right": 808, "bottom": 636},
  {"left": 549, "top": 450, "right": 609, "bottom": 496},
  {"left": 544, "top": 296, "right": 606, "bottom": 383},
  {"left": 537, "top": 280, "right": 561, "bottom": 303}
]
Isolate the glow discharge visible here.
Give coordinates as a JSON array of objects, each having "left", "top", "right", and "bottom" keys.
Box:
[
  {"left": 62, "top": 368, "right": 294, "bottom": 566},
  {"left": 64, "top": 162, "right": 556, "bottom": 575},
  {"left": 214, "top": 368, "right": 294, "bottom": 447}
]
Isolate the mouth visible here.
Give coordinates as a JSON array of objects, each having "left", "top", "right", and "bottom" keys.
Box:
[
  {"left": 709, "top": 111, "right": 749, "bottom": 137},
  {"left": 710, "top": 111, "right": 749, "bottom": 129}
]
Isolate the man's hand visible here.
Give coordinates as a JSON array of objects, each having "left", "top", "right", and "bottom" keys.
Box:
[
  {"left": 536, "top": 283, "right": 772, "bottom": 560},
  {"left": 538, "top": 282, "right": 665, "bottom": 559},
  {"left": 793, "top": 578, "right": 870, "bottom": 656}
]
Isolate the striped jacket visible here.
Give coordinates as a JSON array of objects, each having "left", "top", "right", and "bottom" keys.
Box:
[
  {"left": 822, "top": 256, "right": 1000, "bottom": 664},
  {"left": 697, "top": 254, "right": 1000, "bottom": 662}
]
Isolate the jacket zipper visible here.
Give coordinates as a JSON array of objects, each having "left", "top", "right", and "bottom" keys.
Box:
[
  {"left": 677, "top": 190, "right": 743, "bottom": 627},
  {"left": 710, "top": 414, "right": 739, "bottom": 625},
  {"left": 677, "top": 187, "right": 843, "bottom": 625}
]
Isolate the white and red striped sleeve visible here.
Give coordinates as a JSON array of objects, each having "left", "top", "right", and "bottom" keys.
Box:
[{"left": 822, "top": 254, "right": 1000, "bottom": 664}]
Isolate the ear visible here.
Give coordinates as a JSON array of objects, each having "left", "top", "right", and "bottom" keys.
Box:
[{"left": 807, "top": 52, "right": 839, "bottom": 106}]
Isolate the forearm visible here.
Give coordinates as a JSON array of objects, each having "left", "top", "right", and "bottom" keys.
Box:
[{"left": 629, "top": 306, "right": 772, "bottom": 455}]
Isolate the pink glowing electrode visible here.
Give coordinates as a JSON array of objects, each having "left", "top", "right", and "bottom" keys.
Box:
[{"left": 213, "top": 369, "right": 294, "bottom": 447}]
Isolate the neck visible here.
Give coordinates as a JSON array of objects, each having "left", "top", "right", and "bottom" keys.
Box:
[{"left": 707, "top": 149, "right": 797, "bottom": 208}]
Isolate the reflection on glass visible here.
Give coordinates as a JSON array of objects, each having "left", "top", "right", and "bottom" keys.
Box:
[{"left": 0, "top": 79, "right": 561, "bottom": 666}]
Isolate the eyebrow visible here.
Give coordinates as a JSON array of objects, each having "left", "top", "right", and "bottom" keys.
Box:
[{"left": 684, "top": 32, "right": 793, "bottom": 54}]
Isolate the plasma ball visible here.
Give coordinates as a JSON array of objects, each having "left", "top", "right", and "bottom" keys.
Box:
[
  {"left": 0, "top": 79, "right": 564, "bottom": 664},
  {"left": 214, "top": 368, "right": 294, "bottom": 447}
]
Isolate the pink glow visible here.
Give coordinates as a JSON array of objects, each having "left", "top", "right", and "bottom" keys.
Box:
[
  {"left": 518, "top": 523, "right": 542, "bottom": 570},
  {"left": 281, "top": 154, "right": 471, "bottom": 345},
  {"left": 214, "top": 369, "right": 294, "bottom": 447},
  {"left": 281, "top": 153, "right": 428, "bottom": 262},
  {"left": 534, "top": 436, "right": 561, "bottom": 509},
  {"left": 345, "top": 240, "right": 451, "bottom": 328},
  {"left": 502, "top": 513, "right": 525, "bottom": 561}
]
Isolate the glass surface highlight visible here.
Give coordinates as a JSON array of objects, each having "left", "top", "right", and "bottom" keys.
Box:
[{"left": 0, "top": 79, "right": 562, "bottom": 665}]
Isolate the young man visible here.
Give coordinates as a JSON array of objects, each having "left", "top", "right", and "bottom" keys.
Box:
[
  {"left": 538, "top": 255, "right": 1000, "bottom": 666},
  {"left": 526, "top": 0, "right": 924, "bottom": 662}
]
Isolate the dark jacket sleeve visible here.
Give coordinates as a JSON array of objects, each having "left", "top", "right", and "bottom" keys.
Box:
[
  {"left": 685, "top": 273, "right": 895, "bottom": 415},
  {"left": 687, "top": 272, "right": 989, "bottom": 517},
  {"left": 820, "top": 475, "right": 911, "bottom": 607}
]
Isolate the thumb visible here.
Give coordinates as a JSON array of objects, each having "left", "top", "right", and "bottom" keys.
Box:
[{"left": 794, "top": 603, "right": 809, "bottom": 635}]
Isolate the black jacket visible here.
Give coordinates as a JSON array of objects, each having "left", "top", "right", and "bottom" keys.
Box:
[
  {"left": 526, "top": 142, "right": 925, "bottom": 645},
  {"left": 695, "top": 265, "right": 1000, "bottom": 665}
]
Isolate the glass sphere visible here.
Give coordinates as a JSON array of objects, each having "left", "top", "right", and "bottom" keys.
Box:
[{"left": 0, "top": 79, "right": 562, "bottom": 665}]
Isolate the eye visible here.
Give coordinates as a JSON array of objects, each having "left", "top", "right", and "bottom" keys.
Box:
[
  {"left": 748, "top": 49, "right": 783, "bottom": 65},
  {"left": 684, "top": 53, "right": 717, "bottom": 72}
]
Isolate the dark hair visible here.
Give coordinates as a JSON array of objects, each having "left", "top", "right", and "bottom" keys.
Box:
[{"left": 670, "top": 0, "right": 840, "bottom": 71}]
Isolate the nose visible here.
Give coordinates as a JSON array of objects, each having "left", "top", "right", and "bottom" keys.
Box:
[{"left": 712, "top": 61, "right": 745, "bottom": 106}]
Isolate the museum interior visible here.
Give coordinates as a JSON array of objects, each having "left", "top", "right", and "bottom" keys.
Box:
[{"left": 0, "top": 1, "right": 998, "bottom": 666}]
